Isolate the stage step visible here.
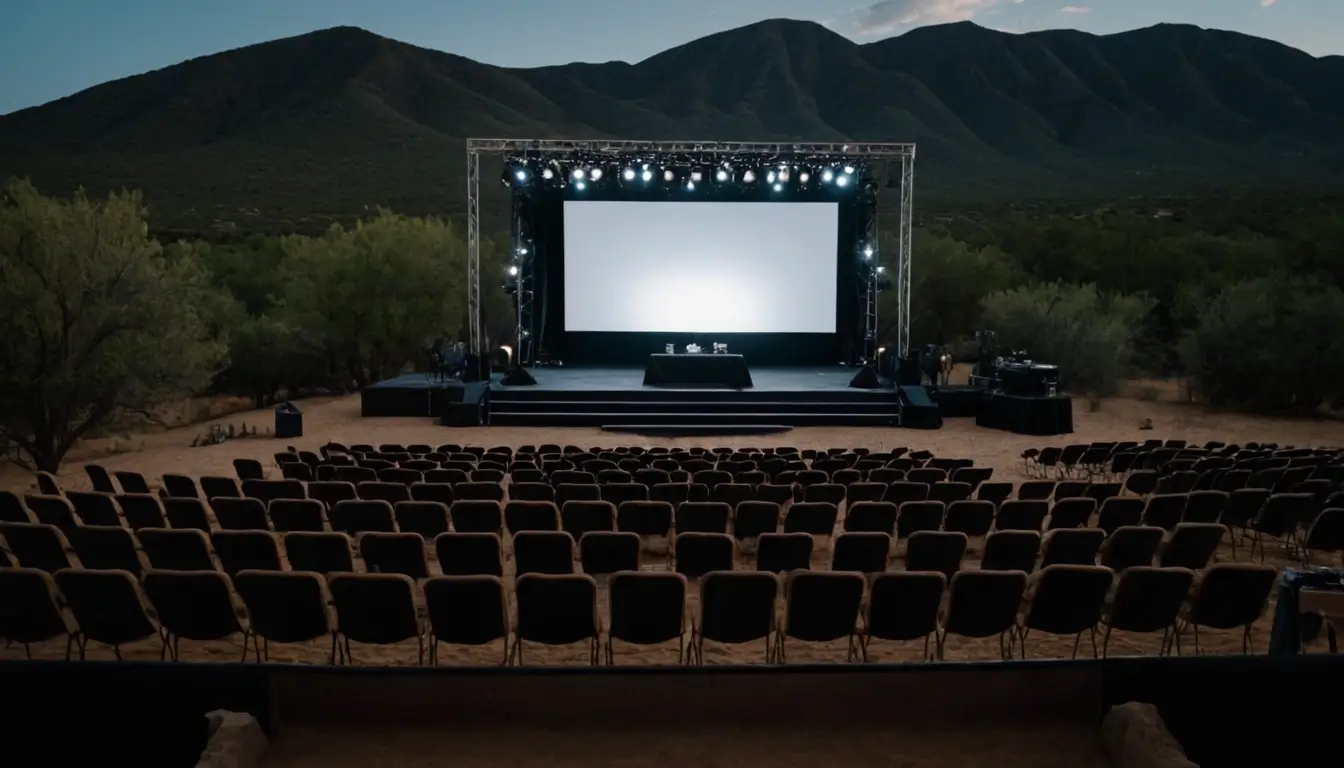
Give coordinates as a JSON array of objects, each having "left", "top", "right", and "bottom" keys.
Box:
[
  {"left": 489, "top": 399, "right": 897, "bottom": 416},
  {"left": 488, "top": 411, "right": 901, "bottom": 428}
]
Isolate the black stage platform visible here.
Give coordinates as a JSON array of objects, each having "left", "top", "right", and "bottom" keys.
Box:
[{"left": 488, "top": 366, "right": 901, "bottom": 428}]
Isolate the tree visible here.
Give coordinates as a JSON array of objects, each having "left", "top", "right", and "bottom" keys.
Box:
[
  {"left": 279, "top": 211, "right": 467, "bottom": 386},
  {"left": 981, "top": 283, "right": 1151, "bottom": 401},
  {"left": 1179, "top": 277, "right": 1344, "bottom": 414},
  {"left": 0, "top": 180, "right": 225, "bottom": 471}
]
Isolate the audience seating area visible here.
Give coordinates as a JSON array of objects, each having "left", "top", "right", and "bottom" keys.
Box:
[{"left": 2, "top": 441, "right": 1340, "bottom": 666}]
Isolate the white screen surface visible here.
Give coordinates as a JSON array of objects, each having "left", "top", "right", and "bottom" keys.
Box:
[{"left": 563, "top": 201, "right": 838, "bottom": 334}]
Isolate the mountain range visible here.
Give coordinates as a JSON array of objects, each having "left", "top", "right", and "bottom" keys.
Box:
[{"left": 1, "top": 19, "right": 1342, "bottom": 233}]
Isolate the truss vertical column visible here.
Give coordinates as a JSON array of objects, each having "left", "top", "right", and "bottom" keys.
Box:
[
  {"left": 896, "top": 150, "right": 916, "bottom": 359},
  {"left": 510, "top": 191, "right": 536, "bottom": 366},
  {"left": 861, "top": 198, "right": 879, "bottom": 364},
  {"left": 466, "top": 145, "right": 482, "bottom": 358}
]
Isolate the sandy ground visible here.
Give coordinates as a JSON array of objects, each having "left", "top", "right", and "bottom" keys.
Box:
[
  {"left": 259, "top": 725, "right": 1110, "bottom": 768},
  {"left": 2, "top": 392, "right": 1341, "bottom": 667}
]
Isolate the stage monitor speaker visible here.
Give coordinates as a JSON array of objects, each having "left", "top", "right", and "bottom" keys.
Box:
[
  {"left": 999, "top": 363, "right": 1059, "bottom": 398},
  {"left": 848, "top": 364, "right": 881, "bottom": 389},
  {"left": 461, "top": 354, "right": 489, "bottom": 383},
  {"left": 897, "top": 356, "right": 922, "bottom": 387},
  {"left": 899, "top": 385, "right": 943, "bottom": 430},
  {"left": 500, "top": 366, "right": 537, "bottom": 387},
  {"left": 438, "top": 382, "right": 488, "bottom": 426}
]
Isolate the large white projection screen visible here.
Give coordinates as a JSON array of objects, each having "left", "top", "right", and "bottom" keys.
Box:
[{"left": 563, "top": 201, "right": 839, "bottom": 334}]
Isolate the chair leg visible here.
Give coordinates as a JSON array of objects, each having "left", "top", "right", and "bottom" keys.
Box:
[
  {"left": 1102, "top": 625, "right": 1113, "bottom": 658},
  {"left": 935, "top": 629, "right": 947, "bottom": 661},
  {"left": 329, "top": 633, "right": 338, "bottom": 665},
  {"left": 417, "top": 634, "right": 424, "bottom": 666},
  {"left": 1089, "top": 625, "right": 1099, "bottom": 658},
  {"left": 114, "top": 645, "right": 123, "bottom": 661}
]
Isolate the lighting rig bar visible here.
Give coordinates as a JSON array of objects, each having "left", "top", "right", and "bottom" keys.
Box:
[{"left": 467, "top": 139, "right": 916, "bottom": 363}]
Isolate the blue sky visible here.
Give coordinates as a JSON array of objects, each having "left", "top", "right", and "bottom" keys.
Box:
[{"left": 1, "top": 0, "right": 1338, "bottom": 115}]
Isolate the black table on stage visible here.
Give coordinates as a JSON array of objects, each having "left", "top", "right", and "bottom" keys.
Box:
[
  {"left": 976, "top": 392, "right": 1073, "bottom": 435},
  {"left": 642, "top": 353, "right": 754, "bottom": 389}
]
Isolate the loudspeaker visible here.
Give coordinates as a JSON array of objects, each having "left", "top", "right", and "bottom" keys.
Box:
[
  {"left": 1000, "top": 363, "right": 1059, "bottom": 398},
  {"left": 500, "top": 366, "right": 537, "bottom": 387},
  {"left": 461, "top": 354, "right": 489, "bottom": 383},
  {"left": 848, "top": 364, "right": 881, "bottom": 389},
  {"left": 899, "top": 385, "right": 943, "bottom": 430},
  {"left": 440, "top": 400, "right": 483, "bottom": 427}
]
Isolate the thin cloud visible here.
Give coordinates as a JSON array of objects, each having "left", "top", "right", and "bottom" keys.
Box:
[
  {"left": 1059, "top": 5, "right": 1093, "bottom": 13},
  {"left": 1261, "top": 0, "right": 1277, "bottom": 7}
]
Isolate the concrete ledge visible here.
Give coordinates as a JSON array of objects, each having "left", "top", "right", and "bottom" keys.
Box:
[
  {"left": 195, "top": 710, "right": 268, "bottom": 768},
  {"left": 1102, "top": 702, "right": 1197, "bottom": 768}
]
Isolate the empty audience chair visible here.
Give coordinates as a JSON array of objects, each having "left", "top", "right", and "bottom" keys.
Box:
[
  {"left": 0, "top": 568, "right": 77, "bottom": 658},
  {"left": 976, "top": 482, "right": 1014, "bottom": 506},
  {"left": 1097, "top": 497, "right": 1145, "bottom": 535},
  {"left": 513, "top": 573, "right": 601, "bottom": 665},
  {"left": 938, "top": 570, "right": 1029, "bottom": 660},
  {"left": 0, "top": 491, "right": 30, "bottom": 523},
  {"left": 981, "top": 530, "right": 1041, "bottom": 573},
  {"left": 505, "top": 500, "right": 561, "bottom": 534},
  {"left": 777, "top": 571, "right": 865, "bottom": 663},
  {"left": 579, "top": 531, "right": 641, "bottom": 576},
  {"left": 842, "top": 501, "right": 897, "bottom": 535},
  {"left": 1160, "top": 523, "right": 1226, "bottom": 571},
  {"left": 692, "top": 571, "right": 778, "bottom": 664},
  {"left": 423, "top": 575, "right": 511, "bottom": 665},
  {"left": 650, "top": 483, "right": 695, "bottom": 507},
  {"left": 508, "top": 482, "right": 555, "bottom": 503},
  {"left": 450, "top": 500, "right": 503, "bottom": 535},
  {"left": 1047, "top": 497, "right": 1097, "bottom": 530},
  {"left": 138, "top": 528, "right": 216, "bottom": 571},
  {"left": 143, "top": 569, "right": 248, "bottom": 661},
  {"left": 84, "top": 464, "right": 118, "bottom": 493},
  {"left": 617, "top": 500, "right": 674, "bottom": 539},
  {"left": 945, "top": 500, "right": 995, "bottom": 538},
  {"left": 1250, "top": 493, "right": 1310, "bottom": 561},
  {"left": 674, "top": 532, "right": 736, "bottom": 579},
  {"left": 928, "top": 482, "right": 972, "bottom": 505},
  {"left": 734, "top": 501, "right": 781, "bottom": 543},
  {"left": 56, "top": 568, "right": 162, "bottom": 660},
  {"left": 434, "top": 532, "right": 503, "bottom": 577},
  {"left": 357, "top": 481, "right": 412, "bottom": 505},
  {"left": 845, "top": 482, "right": 887, "bottom": 504},
  {"left": 1017, "top": 565, "right": 1113, "bottom": 659},
  {"left": 755, "top": 532, "right": 813, "bottom": 573},
  {"left": 600, "top": 483, "right": 649, "bottom": 508},
  {"left": 267, "top": 498, "right": 326, "bottom": 533},
  {"left": 1183, "top": 490, "right": 1228, "bottom": 524},
  {"left": 1099, "top": 566, "right": 1194, "bottom": 658},
  {"left": 514, "top": 530, "right": 576, "bottom": 576},
  {"left": 308, "top": 481, "right": 358, "bottom": 509},
  {"left": 66, "top": 491, "right": 121, "bottom": 527},
  {"left": 897, "top": 501, "right": 945, "bottom": 539},
  {"left": 211, "top": 496, "right": 269, "bottom": 531},
  {"left": 329, "top": 499, "right": 395, "bottom": 536},
  {"left": 0, "top": 522, "right": 76, "bottom": 572},
  {"left": 884, "top": 481, "right": 930, "bottom": 506},
  {"left": 1141, "top": 494, "right": 1187, "bottom": 532},
  {"left": 25, "top": 494, "right": 78, "bottom": 532},
  {"left": 233, "top": 458, "right": 265, "bottom": 481},
  {"left": 393, "top": 500, "right": 450, "bottom": 540},
  {"left": 861, "top": 571, "right": 946, "bottom": 661},
  {"left": 212, "top": 530, "right": 283, "bottom": 575},
  {"left": 359, "top": 532, "right": 430, "bottom": 579},
  {"left": 329, "top": 573, "right": 424, "bottom": 664},
  {"left": 283, "top": 531, "right": 355, "bottom": 574},
  {"left": 1099, "top": 526, "right": 1165, "bottom": 572},
  {"left": 831, "top": 532, "right": 891, "bottom": 574},
  {"left": 996, "top": 500, "right": 1048, "bottom": 532},
  {"left": 905, "top": 531, "right": 967, "bottom": 579},
  {"left": 1039, "top": 528, "right": 1105, "bottom": 567},
  {"left": 1171, "top": 563, "right": 1277, "bottom": 655},
  {"left": 456, "top": 481, "right": 505, "bottom": 502},
  {"left": 161, "top": 497, "right": 210, "bottom": 532},
  {"left": 561, "top": 500, "right": 616, "bottom": 541},
  {"left": 1303, "top": 507, "right": 1344, "bottom": 566},
  {"left": 676, "top": 502, "right": 731, "bottom": 535},
  {"left": 200, "top": 476, "right": 242, "bottom": 499},
  {"left": 69, "top": 525, "right": 143, "bottom": 575},
  {"left": 606, "top": 571, "right": 689, "bottom": 665}
]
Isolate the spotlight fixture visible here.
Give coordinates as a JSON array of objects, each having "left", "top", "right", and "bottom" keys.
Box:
[
  {"left": 822, "top": 169, "right": 835, "bottom": 183},
  {"left": 863, "top": 246, "right": 874, "bottom": 259},
  {"left": 575, "top": 180, "right": 587, "bottom": 191},
  {"left": 508, "top": 265, "right": 519, "bottom": 277},
  {"left": 542, "top": 168, "right": 555, "bottom": 180},
  {"left": 590, "top": 168, "right": 604, "bottom": 181},
  {"left": 641, "top": 169, "right": 653, "bottom": 182},
  {"left": 690, "top": 170, "right": 703, "bottom": 183},
  {"left": 778, "top": 167, "right": 791, "bottom": 183},
  {"left": 519, "top": 245, "right": 530, "bottom": 256},
  {"left": 686, "top": 181, "right": 696, "bottom": 191},
  {"left": 623, "top": 168, "right": 636, "bottom": 181},
  {"left": 836, "top": 175, "right": 850, "bottom": 188},
  {"left": 715, "top": 169, "right": 729, "bottom": 182},
  {"left": 799, "top": 171, "right": 811, "bottom": 184},
  {"left": 514, "top": 168, "right": 529, "bottom": 183},
  {"left": 876, "top": 265, "right": 886, "bottom": 274},
  {"left": 772, "top": 183, "right": 783, "bottom": 192},
  {"left": 844, "top": 165, "right": 856, "bottom": 174},
  {"left": 572, "top": 168, "right": 586, "bottom": 180},
  {"left": 743, "top": 170, "right": 756, "bottom": 183},
  {"left": 767, "top": 170, "right": 777, "bottom": 184},
  {"left": 663, "top": 169, "right": 675, "bottom": 183}
]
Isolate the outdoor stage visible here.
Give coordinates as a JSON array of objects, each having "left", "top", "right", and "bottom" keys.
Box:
[{"left": 360, "top": 366, "right": 904, "bottom": 430}]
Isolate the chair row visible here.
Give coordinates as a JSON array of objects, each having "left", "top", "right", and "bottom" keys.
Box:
[{"left": 0, "top": 562, "right": 1279, "bottom": 665}]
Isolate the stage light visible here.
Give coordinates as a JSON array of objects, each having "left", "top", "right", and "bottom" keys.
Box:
[
  {"left": 778, "top": 167, "right": 790, "bottom": 183},
  {"left": 690, "top": 170, "right": 703, "bottom": 183},
  {"left": 844, "top": 165, "right": 856, "bottom": 174},
  {"left": 542, "top": 168, "right": 555, "bottom": 180},
  {"left": 590, "top": 168, "right": 604, "bottom": 181},
  {"left": 686, "top": 181, "right": 696, "bottom": 191},
  {"left": 876, "top": 265, "right": 886, "bottom": 274},
  {"left": 514, "top": 169, "right": 529, "bottom": 183},
  {"left": 623, "top": 168, "right": 636, "bottom": 181},
  {"left": 821, "top": 169, "right": 835, "bottom": 183},
  {"left": 572, "top": 168, "right": 586, "bottom": 180},
  {"left": 799, "top": 170, "right": 811, "bottom": 184},
  {"left": 575, "top": 180, "right": 587, "bottom": 191},
  {"left": 716, "top": 169, "right": 729, "bottom": 182},
  {"left": 767, "top": 170, "right": 777, "bottom": 184},
  {"left": 642, "top": 169, "right": 653, "bottom": 182},
  {"left": 863, "top": 246, "right": 874, "bottom": 259},
  {"left": 743, "top": 170, "right": 756, "bottom": 183},
  {"left": 508, "top": 265, "right": 519, "bottom": 276},
  {"left": 836, "top": 175, "right": 850, "bottom": 188},
  {"left": 663, "top": 169, "right": 675, "bottom": 183},
  {"left": 772, "top": 183, "right": 784, "bottom": 192},
  {"left": 518, "top": 246, "right": 529, "bottom": 256}
]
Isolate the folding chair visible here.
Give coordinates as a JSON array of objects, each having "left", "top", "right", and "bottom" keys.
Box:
[
  {"left": 755, "top": 532, "right": 813, "bottom": 573},
  {"left": 1098, "top": 526, "right": 1164, "bottom": 572},
  {"left": 1099, "top": 566, "right": 1193, "bottom": 658},
  {"left": 359, "top": 532, "right": 431, "bottom": 578},
  {"left": 143, "top": 569, "right": 248, "bottom": 661},
  {"left": 938, "top": 570, "right": 1029, "bottom": 660},
  {"left": 435, "top": 532, "right": 503, "bottom": 577},
  {"left": 69, "top": 525, "right": 144, "bottom": 575},
  {"left": 776, "top": 571, "right": 865, "bottom": 663},
  {"left": 0, "top": 522, "right": 76, "bottom": 572},
  {"left": 1016, "top": 564, "right": 1113, "bottom": 659},
  {"left": 513, "top": 573, "right": 601, "bottom": 665},
  {"left": 234, "top": 570, "right": 337, "bottom": 662},
  {"left": 831, "top": 531, "right": 891, "bottom": 574},
  {"left": 0, "top": 567, "right": 78, "bottom": 659},
  {"left": 1169, "top": 563, "right": 1276, "bottom": 655},
  {"left": 66, "top": 491, "right": 122, "bottom": 527},
  {"left": 861, "top": 571, "right": 946, "bottom": 661},
  {"left": 330, "top": 572, "right": 424, "bottom": 665},
  {"left": 606, "top": 571, "right": 689, "bottom": 665},
  {"left": 692, "top": 571, "right": 778, "bottom": 665},
  {"left": 56, "top": 568, "right": 163, "bottom": 660},
  {"left": 423, "top": 575, "right": 512, "bottom": 665},
  {"left": 283, "top": 531, "right": 355, "bottom": 574}
]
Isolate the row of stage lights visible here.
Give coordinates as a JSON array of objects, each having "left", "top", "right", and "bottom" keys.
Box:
[{"left": 504, "top": 158, "right": 864, "bottom": 194}]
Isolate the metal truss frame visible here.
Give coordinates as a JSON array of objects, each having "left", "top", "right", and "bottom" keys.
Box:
[{"left": 466, "top": 138, "right": 916, "bottom": 359}]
